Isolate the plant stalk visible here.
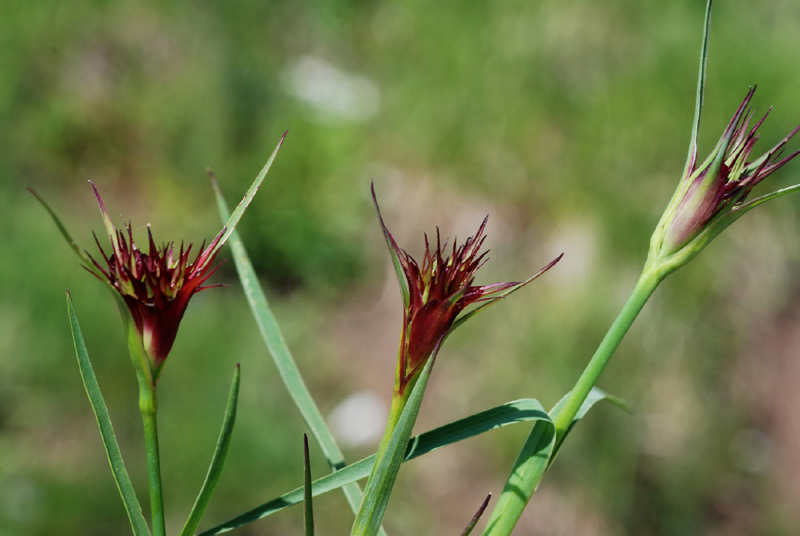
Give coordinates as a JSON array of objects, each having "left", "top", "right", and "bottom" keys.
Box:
[
  {"left": 550, "top": 265, "right": 663, "bottom": 441},
  {"left": 365, "top": 379, "right": 415, "bottom": 488},
  {"left": 140, "top": 385, "right": 166, "bottom": 536},
  {"left": 483, "top": 262, "right": 665, "bottom": 535}
]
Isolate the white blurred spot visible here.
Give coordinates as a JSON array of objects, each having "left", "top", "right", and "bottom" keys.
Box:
[
  {"left": 545, "top": 219, "right": 597, "bottom": 288},
  {"left": 282, "top": 56, "right": 380, "bottom": 123},
  {"left": 328, "top": 391, "right": 389, "bottom": 447}
]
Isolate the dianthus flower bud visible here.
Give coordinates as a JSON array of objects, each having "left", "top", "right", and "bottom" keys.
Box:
[
  {"left": 651, "top": 87, "right": 800, "bottom": 272},
  {"left": 372, "top": 184, "right": 561, "bottom": 394},
  {"left": 88, "top": 182, "right": 225, "bottom": 382}
]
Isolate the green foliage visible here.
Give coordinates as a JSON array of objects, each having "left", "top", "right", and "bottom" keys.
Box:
[
  {"left": 352, "top": 358, "right": 434, "bottom": 536},
  {"left": 303, "top": 435, "right": 315, "bottom": 536},
  {"left": 179, "top": 366, "right": 240, "bottom": 536},
  {"left": 5, "top": 0, "right": 800, "bottom": 534},
  {"left": 66, "top": 294, "right": 150, "bottom": 536},
  {"left": 213, "top": 177, "right": 371, "bottom": 524},
  {"left": 200, "top": 397, "right": 552, "bottom": 535}
]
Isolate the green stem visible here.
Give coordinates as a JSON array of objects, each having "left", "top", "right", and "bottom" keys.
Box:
[
  {"left": 140, "top": 385, "right": 166, "bottom": 536},
  {"left": 483, "top": 262, "right": 665, "bottom": 536},
  {"left": 368, "top": 381, "right": 415, "bottom": 486},
  {"left": 481, "top": 419, "right": 555, "bottom": 536},
  {"left": 550, "top": 265, "right": 662, "bottom": 441},
  {"left": 351, "top": 360, "right": 431, "bottom": 536}
]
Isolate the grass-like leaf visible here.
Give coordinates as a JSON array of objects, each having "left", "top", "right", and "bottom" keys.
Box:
[
  {"left": 179, "top": 365, "right": 241, "bottom": 536},
  {"left": 28, "top": 188, "right": 94, "bottom": 268},
  {"left": 30, "top": 132, "right": 286, "bottom": 274},
  {"left": 209, "top": 132, "right": 287, "bottom": 259},
  {"left": 482, "top": 387, "right": 627, "bottom": 535},
  {"left": 66, "top": 292, "right": 151, "bottom": 536},
  {"left": 28, "top": 187, "right": 111, "bottom": 288},
  {"left": 461, "top": 494, "right": 491, "bottom": 536},
  {"left": 197, "top": 398, "right": 550, "bottom": 535},
  {"left": 548, "top": 386, "right": 631, "bottom": 464},
  {"left": 303, "top": 435, "right": 315, "bottom": 536},
  {"left": 210, "top": 176, "right": 371, "bottom": 522},
  {"left": 351, "top": 358, "right": 434, "bottom": 536},
  {"left": 481, "top": 418, "right": 555, "bottom": 536},
  {"left": 682, "top": 0, "right": 712, "bottom": 179},
  {"left": 699, "top": 183, "right": 800, "bottom": 249}
]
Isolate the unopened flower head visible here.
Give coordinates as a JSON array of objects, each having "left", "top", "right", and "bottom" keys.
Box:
[
  {"left": 88, "top": 182, "right": 225, "bottom": 381},
  {"left": 653, "top": 87, "right": 800, "bottom": 266},
  {"left": 372, "top": 184, "right": 561, "bottom": 393}
]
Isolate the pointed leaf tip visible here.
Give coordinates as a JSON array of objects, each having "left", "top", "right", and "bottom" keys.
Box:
[
  {"left": 67, "top": 296, "right": 151, "bottom": 536},
  {"left": 89, "top": 181, "right": 120, "bottom": 252},
  {"left": 460, "top": 493, "right": 491, "bottom": 536},
  {"left": 25, "top": 185, "right": 42, "bottom": 201},
  {"left": 29, "top": 186, "right": 99, "bottom": 270},
  {"left": 210, "top": 133, "right": 286, "bottom": 258},
  {"left": 303, "top": 433, "right": 315, "bottom": 536},
  {"left": 178, "top": 364, "right": 241, "bottom": 536},
  {"left": 371, "top": 182, "right": 411, "bottom": 307},
  {"left": 683, "top": 0, "right": 713, "bottom": 179}
]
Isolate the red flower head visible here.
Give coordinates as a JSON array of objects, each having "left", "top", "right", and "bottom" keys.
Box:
[
  {"left": 372, "top": 184, "right": 561, "bottom": 393},
  {"left": 88, "top": 182, "right": 225, "bottom": 382}
]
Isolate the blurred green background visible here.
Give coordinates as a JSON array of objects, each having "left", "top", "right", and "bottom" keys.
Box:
[{"left": 3, "top": 0, "right": 800, "bottom": 534}]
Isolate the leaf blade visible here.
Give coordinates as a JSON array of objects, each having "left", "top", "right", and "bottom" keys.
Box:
[
  {"left": 210, "top": 175, "right": 371, "bottom": 523},
  {"left": 209, "top": 132, "right": 287, "bottom": 259},
  {"left": 179, "top": 365, "right": 241, "bottom": 536},
  {"left": 67, "top": 293, "right": 151, "bottom": 536},
  {"left": 547, "top": 386, "right": 630, "bottom": 465},
  {"left": 197, "top": 398, "right": 550, "bottom": 535},
  {"left": 481, "top": 388, "right": 625, "bottom": 535},
  {"left": 303, "top": 435, "right": 315, "bottom": 536},
  {"left": 682, "top": 0, "right": 713, "bottom": 179},
  {"left": 351, "top": 359, "right": 434, "bottom": 536},
  {"left": 481, "top": 418, "right": 555, "bottom": 536}
]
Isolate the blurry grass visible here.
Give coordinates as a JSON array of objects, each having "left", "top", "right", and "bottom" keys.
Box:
[{"left": 3, "top": 0, "right": 800, "bottom": 534}]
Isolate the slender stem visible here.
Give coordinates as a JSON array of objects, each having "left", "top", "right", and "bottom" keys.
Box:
[
  {"left": 140, "top": 386, "right": 166, "bottom": 536},
  {"left": 352, "top": 359, "right": 432, "bottom": 536},
  {"left": 483, "top": 262, "right": 665, "bottom": 536},
  {"left": 551, "top": 266, "right": 663, "bottom": 441},
  {"left": 368, "top": 381, "right": 414, "bottom": 483},
  {"left": 481, "top": 418, "right": 554, "bottom": 536}
]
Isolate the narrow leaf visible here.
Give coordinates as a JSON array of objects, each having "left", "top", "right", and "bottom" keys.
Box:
[
  {"left": 351, "top": 358, "right": 434, "bottom": 536},
  {"left": 547, "top": 387, "right": 630, "bottom": 464},
  {"left": 482, "top": 419, "right": 555, "bottom": 536},
  {"left": 461, "top": 494, "right": 491, "bottom": 536},
  {"left": 209, "top": 132, "right": 287, "bottom": 259},
  {"left": 371, "top": 182, "right": 410, "bottom": 307},
  {"left": 210, "top": 175, "right": 372, "bottom": 523},
  {"left": 303, "top": 435, "right": 315, "bottom": 536},
  {"left": 197, "top": 398, "right": 550, "bottom": 535},
  {"left": 180, "top": 365, "right": 241, "bottom": 536},
  {"left": 700, "top": 182, "right": 800, "bottom": 246},
  {"left": 66, "top": 293, "right": 151, "bottom": 536},
  {"left": 28, "top": 187, "right": 102, "bottom": 277},
  {"left": 682, "top": 0, "right": 713, "bottom": 179},
  {"left": 450, "top": 253, "right": 563, "bottom": 333}
]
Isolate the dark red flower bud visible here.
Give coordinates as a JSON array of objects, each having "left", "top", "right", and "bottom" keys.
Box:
[
  {"left": 372, "top": 184, "right": 561, "bottom": 393},
  {"left": 88, "top": 182, "right": 225, "bottom": 381}
]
